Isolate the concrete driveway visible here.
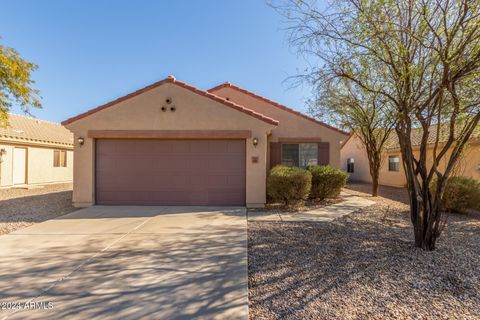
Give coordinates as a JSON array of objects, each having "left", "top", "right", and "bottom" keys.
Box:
[{"left": 0, "top": 206, "right": 247, "bottom": 320}]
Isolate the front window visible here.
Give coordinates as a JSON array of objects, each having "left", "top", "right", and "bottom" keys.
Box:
[
  {"left": 54, "top": 150, "right": 67, "bottom": 167},
  {"left": 282, "top": 143, "right": 318, "bottom": 168},
  {"left": 347, "top": 158, "right": 355, "bottom": 173},
  {"left": 388, "top": 155, "right": 400, "bottom": 172}
]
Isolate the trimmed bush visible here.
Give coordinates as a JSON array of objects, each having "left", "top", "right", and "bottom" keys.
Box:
[
  {"left": 267, "top": 165, "right": 312, "bottom": 207},
  {"left": 431, "top": 176, "right": 480, "bottom": 213},
  {"left": 307, "top": 165, "right": 349, "bottom": 200}
]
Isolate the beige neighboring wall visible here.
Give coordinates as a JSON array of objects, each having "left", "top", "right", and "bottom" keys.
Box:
[
  {"left": 340, "top": 135, "right": 373, "bottom": 183},
  {"left": 65, "top": 83, "right": 275, "bottom": 208},
  {"left": 27, "top": 147, "right": 73, "bottom": 184},
  {"left": 453, "top": 143, "right": 480, "bottom": 180},
  {"left": 341, "top": 133, "right": 480, "bottom": 187},
  {"left": 0, "top": 143, "right": 73, "bottom": 187},
  {"left": 379, "top": 150, "right": 407, "bottom": 187},
  {"left": 382, "top": 143, "right": 480, "bottom": 187},
  {"left": 0, "top": 144, "right": 14, "bottom": 186},
  {"left": 211, "top": 87, "right": 348, "bottom": 168}
]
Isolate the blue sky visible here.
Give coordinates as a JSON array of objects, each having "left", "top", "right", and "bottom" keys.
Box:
[{"left": 0, "top": 0, "right": 311, "bottom": 123}]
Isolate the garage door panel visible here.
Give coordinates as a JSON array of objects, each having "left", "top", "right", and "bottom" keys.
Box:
[
  {"left": 188, "top": 140, "right": 209, "bottom": 153},
  {"left": 96, "top": 139, "right": 245, "bottom": 205},
  {"left": 189, "top": 175, "right": 209, "bottom": 187},
  {"left": 167, "top": 156, "right": 191, "bottom": 172},
  {"left": 227, "top": 141, "right": 246, "bottom": 153},
  {"left": 207, "top": 140, "right": 228, "bottom": 153},
  {"left": 96, "top": 159, "right": 114, "bottom": 172},
  {"left": 206, "top": 175, "right": 228, "bottom": 188},
  {"left": 208, "top": 189, "right": 245, "bottom": 205},
  {"left": 150, "top": 143, "right": 173, "bottom": 154},
  {"left": 190, "top": 156, "right": 214, "bottom": 171},
  {"left": 227, "top": 175, "right": 245, "bottom": 187},
  {"left": 223, "top": 155, "right": 245, "bottom": 171}
]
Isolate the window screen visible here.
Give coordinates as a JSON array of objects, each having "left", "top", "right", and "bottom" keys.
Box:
[
  {"left": 281, "top": 144, "right": 299, "bottom": 167},
  {"left": 281, "top": 143, "right": 318, "bottom": 168},
  {"left": 299, "top": 143, "right": 318, "bottom": 167}
]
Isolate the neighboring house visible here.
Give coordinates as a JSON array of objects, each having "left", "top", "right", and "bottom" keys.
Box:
[
  {"left": 341, "top": 125, "right": 480, "bottom": 187},
  {"left": 0, "top": 113, "right": 74, "bottom": 188},
  {"left": 63, "top": 76, "right": 348, "bottom": 208}
]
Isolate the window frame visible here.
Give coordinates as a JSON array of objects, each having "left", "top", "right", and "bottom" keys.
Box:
[
  {"left": 53, "top": 150, "right": 67, "bottom": 168},
  {"left": 388, "top": 155, "right": 400, "bottom": 172},
  {"left": 281, "top": 142, "right": 318, "bottom": 168}
]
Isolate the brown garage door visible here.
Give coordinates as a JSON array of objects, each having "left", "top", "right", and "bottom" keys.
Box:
[{"left": 95, "top": 139, "right": 246, "bottom": 206}]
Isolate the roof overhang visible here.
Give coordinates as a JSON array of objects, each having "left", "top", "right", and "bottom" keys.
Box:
[{"left": 0, "top": 136, "right": 73, "bottom": 149}]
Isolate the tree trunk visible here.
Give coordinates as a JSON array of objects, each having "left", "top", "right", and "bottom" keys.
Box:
[
  {"left": 371, "top": 173, "right": 379, "bottom": 196},
  {"left": 409, "top": 183, "right": 440, "bottom": 251},
  {"left": 367, "top": 151, "right": 381, "bottom": 197}
]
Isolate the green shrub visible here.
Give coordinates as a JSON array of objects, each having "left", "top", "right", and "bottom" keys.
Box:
[
  {"left": 430, "top": 176, "right": 480, "bottom": 213},
  {"left": 307, "top": 165, "right": 349, "bottom": 200},
  {"left": 267, "top": 165, "right": 312, "bottom": 207}
]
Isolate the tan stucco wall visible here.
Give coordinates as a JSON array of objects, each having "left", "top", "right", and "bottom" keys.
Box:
[
  {"left": 65, "top": 83, "right": 275, "bottom": 207},
  {"left": 211, "top": 87, "right": 348, "bottom": 168},
  {"left": 341, "top": 134, "right": 480, "bottom": 187},
  {"left": 0, "top": 144, "right": 14, "bottom": 187},
  {"left": 378, "top": 151, "right": 407, "bottom": 187},
  {"left": 340, "top": 135, "right": 373, "bottom": 183},
  {"left": 27, "top": 147, "right": 73, "bottom": 185},
  {"left": 381, "top": 143, "right": 480, "bottom": 187},
  {"left": 0, "top": 142, "right": 73, "bottom": 187},
  {"left": 453, "top": 143, "right": 480, "bottom": 179}
]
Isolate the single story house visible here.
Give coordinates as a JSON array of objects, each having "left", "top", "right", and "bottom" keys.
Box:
[
  {"left": 0, "top": 113, "right": 74, "bottom": 188},
  {"left": 341, "top": 125, "right": 480, "bottom": 187},
  {"left": 63, "top": 76, "right": 348, "bottom": 208}
]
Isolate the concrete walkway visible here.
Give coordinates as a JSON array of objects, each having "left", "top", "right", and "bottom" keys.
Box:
[
  {"left": 0, "top": 206, "right": 247, "bottom": 320},
  {"left": 248, "top": 192, "right": 375, "bottom": 222}
]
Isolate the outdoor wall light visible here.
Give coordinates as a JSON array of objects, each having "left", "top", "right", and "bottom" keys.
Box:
[
  {"left": 170, "top": 106, "right": 176, "bottom": 112},
  {"left": 77, "top": 137, "right": 85, "bottom": 146},
  {"left": 0, "top": 148, "right": 6, "bottom": 155},
  {"left": 166, "top": 98, "right": 172, "bottom": 104},
  {"left": 252, "top": 137, "right": 259, "bottom": 147}
]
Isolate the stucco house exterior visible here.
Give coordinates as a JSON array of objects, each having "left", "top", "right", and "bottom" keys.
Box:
[
  {"left": 63, "top": 76, "right": 348, "bottom": 208},
  {"left": 0, "top": 113, "right": 74, "bottom": 188},
  {"left": 341, "top": 126, "right": 480, "bottom": 187}
]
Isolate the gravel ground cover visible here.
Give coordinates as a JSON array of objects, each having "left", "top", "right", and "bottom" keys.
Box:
[
  {"left": 0, "top": 183, "right": 76, "bottom": 235},
  {"left": 249, "top": 183, "right": 480, "bottom": 319}
]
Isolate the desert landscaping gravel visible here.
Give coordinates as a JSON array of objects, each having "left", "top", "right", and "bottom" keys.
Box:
[
  {"left": 0, "top": 183, "right": 76, "bottom": 235},
  {"left": 249, "top": 182, "right": 480, "bottom": 319}
]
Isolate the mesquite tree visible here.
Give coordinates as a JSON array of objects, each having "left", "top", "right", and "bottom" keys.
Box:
[
  {"left": 0, "top": 41, "right": 41, "bottom": 127},
  {"left": 274, "top": 0, "right": 480, "bottom": 250},
  {"left": 310, "top": 76, "right": 395, "bottom": 196}
]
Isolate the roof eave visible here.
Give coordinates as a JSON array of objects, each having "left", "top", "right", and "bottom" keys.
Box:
[{"left": 0, "top": 136, "right": 74, "bottom": 149}]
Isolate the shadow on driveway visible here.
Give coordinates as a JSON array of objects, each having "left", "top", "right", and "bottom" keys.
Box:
[{"left": 0, "top": 207, "right": 248, "bottom": 320}]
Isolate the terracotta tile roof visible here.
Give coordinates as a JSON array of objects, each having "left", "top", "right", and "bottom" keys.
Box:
[
  {"left": 208, "top": 82, "right": 349, "bottom": 136},
  {"left": 385, "top": 123, "right": 480, "bottom": 150},
  {"left": 0, "top": 113, "right": 74, "bottom": 147},
  {"left": 62, "top": 76, "right": 279, "bottom": 126}
]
